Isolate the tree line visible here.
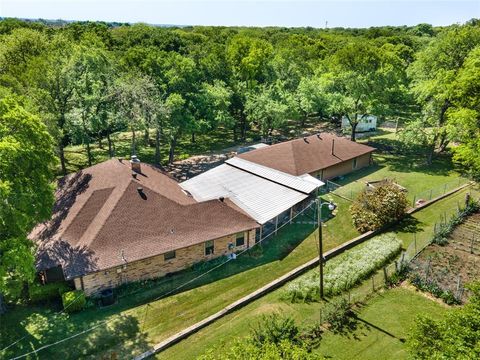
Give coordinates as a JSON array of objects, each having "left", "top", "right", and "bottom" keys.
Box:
[{"left": 0, "top": 18, "right": 477, "bottom": 177}]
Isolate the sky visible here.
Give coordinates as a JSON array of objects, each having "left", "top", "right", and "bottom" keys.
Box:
[{"left": 1, "top": 0, "right": 479, "bottom": 28}]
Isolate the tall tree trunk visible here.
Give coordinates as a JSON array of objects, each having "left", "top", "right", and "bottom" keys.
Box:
[
  {"left": 350, "top": 122, "right": 358, "bottom": 142},
  {"left": 107, "top": 132, "right": 113, "bottom": 158},
  {"left": 191, "top": 132, "right": 195, "bottom": 143},
  {"left": 168, "top": 136, "right": 177, "bottom": 164},
  {"left": 233, "top": 124, "right": 238, "bottom": 142},
  {"left": 131, "top": 129, "right": 136, "bottom": 156},
  {"left": 58, "top": 144, "right": 67, "bottom": 176},
  {"left": 240, "top": 113, "right": 247, "bottom": 141},
  {"left": 86, "top": 140, "right": 92, "bottom": 167},
  {"left": 144, "top": 127, "right": 150, "bottom": 146},
  {"left": 98, "top": 135, "right": 103, "bottom": 149},
  {"left": 155, "top": 128, "right": 161, "bottom": 166}
]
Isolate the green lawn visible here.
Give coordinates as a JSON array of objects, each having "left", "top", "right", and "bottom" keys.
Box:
[
  {"left": 316, "top": 287, "right": 448, "bottom": 360},
  {"left": 158, "top": 285, "right": 448, "bottom": 360},
  {"left": 1, "top": 134, "right": 474, "bottom": 359}
]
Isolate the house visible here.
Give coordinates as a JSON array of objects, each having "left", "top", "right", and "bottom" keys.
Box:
[
  {"left": 32, "top": 158, "right": 258, "bottom": 295},
  {"left": 181, "top": 156, "right": 324, "bottom": 240},
  {"left": 238, "top": 133, "right": 376, "bottom": 180},
  {"left": 341, "top": 115, "right": 377, "bottom": 133}
]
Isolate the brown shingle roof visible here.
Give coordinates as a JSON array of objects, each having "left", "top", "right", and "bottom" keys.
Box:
[
  {"left": 33, "top": 159, "right": 258, "bottom": 279},
  {"left": 238, "top": 133, "right": 375, "bottom": 176}
]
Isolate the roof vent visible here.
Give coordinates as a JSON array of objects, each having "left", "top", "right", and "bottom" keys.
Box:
[
  {"left": 303, "top": 137, "right": 309, "bottom": 143},
  {"left": 132, "top": 172, "right": 137, "bottom": 179},
  {"left": 331, "top": 139, "right": 335, "bottom": 155},
  {"left": 219, "top": 196, "right": 225, "bottom": 202},
  {"left": 137, "top": 186, "right": 143, "bottom": 193},
  {"left": 316, "top": 133, "right": 322, "bottom": 140},
  {"left": 130, "top": 155, "right": 141, "bottom": 173}
]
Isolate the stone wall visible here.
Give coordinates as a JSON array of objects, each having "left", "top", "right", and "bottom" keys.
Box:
[
  {"left": 313, "top": 153, "right": 372, "bottom": 180},
  {"left": 76, "top": 229, "right": 256, "bottom": 296}
]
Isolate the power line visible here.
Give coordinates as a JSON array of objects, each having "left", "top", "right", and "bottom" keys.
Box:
[{"left": 4, "top": 201, "right": 317, "bottom": 359}]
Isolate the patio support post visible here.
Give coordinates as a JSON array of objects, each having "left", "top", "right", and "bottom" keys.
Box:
[{"left": 275, "top": 215, "right": 279, "bottom": 235}]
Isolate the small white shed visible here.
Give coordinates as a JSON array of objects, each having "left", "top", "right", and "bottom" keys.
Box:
[{"left": 341, "top": 115, "right": 377, "bottom": 133}]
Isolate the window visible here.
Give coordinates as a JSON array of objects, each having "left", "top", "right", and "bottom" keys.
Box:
[
  {"left": 164, "top": 251, "right": 176, "bottom": 261},
  {"left": 353, "top": 157, "right": 358, "bottom": 169},
  {"left": 236, "top": 232, "right": 245, "bottom": 247},
  {"left": 205, "top": 240, "right": 214, "bottom": 255}
]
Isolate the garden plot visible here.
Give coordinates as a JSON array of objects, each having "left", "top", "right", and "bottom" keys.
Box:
[{"left": 410, "top": 212, "right": 480, "bottom": 302}]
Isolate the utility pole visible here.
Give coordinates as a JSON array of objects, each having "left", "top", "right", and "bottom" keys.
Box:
[{"left": 317, "top": 198, "right": 324, "bottom": 299}]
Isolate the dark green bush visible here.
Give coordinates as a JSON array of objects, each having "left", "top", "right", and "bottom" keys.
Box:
[
  {"left": 62, "top": 290, "right": 86, "bottom": 313},
  {"left": 29, "top": 282, "right": 71, "bottom": 303},
  {"left": 323, "top": 297, "right": 357, "bottom": 333},
  {"left": 251, "top": 314, "right": 300, "bottom": 347}
]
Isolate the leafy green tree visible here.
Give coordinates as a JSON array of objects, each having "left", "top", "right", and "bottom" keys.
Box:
[
  {"left": 320, "top": 41, "right": 406, "bottom": 141},
  {"left": 350, "top": 181, "right": 408, "bottom": 233},
  {"left": 33, "top": 35, "right": 78, "bottom": 175},
  {"left": 71, "top": 39, "right": 115, "bottom": 166},
  {"left": 0, "top": 95, "right": 56, "bottom": 312},
  {"left": 164, "top": 93, "right": 192, "bottom": 163},
  {"left": 245, "top": 84, "right": 289, "bottom": 139},
  {"left": 406, "top": 24, "right": 480, "bottom": 163},
  {"left": 447, "top": 46, "right": 480, "bottom": 179},
  {"left": 113, "top": 72, "right": 159, "bottom": 156},
  {"left": 0, "top": 28, "right": 47, "bottom": 93},
  {"left": 408, "top": 282, "right": 480, "bottom": 359}
]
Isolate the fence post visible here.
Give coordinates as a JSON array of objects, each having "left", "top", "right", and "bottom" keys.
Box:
[
  {"left": 372, "top": 276, "right": 375, "bottom": 292},
  {"left": 414, "top": 233, "right": 417, "bottom": 255},
  {"left": 471, "top": 234, "right": 475, "bottom": 254},
  {"left": 383, "top": 267, "right": 388, "bottom": 284}
]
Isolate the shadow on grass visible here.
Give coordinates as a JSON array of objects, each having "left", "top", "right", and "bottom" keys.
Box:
[
  {"left": 1, "top": 215, "right": 318, "bottom": 359},
  {"left": 391, "top": 215, "right": 424, "bottom": 235},
  {"left": 0, "top": 307, "right": 149, "bottom": 359}
]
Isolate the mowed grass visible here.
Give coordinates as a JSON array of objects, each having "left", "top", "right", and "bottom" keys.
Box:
[
  {"left": 316, "top": 287, "right": 448, "bottom": 360},
  {"left": 159, "top": 282, "right": 447, "bottom": 360},
  {"left": 158, "top": 186, "right": 478, "bottom": 359}
]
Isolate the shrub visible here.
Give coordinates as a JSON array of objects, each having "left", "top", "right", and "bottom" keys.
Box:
[
  {"left": 29, "top": 282, "right": 71, "bottom": 303},
  {"left": 61, "top": 290, "right": 86, "bottom": 313},
  {"left": 284, "top": 234, "right": 402, "bottom": 302},
  {"left": 350, "top": 181, "right": 408, "bottom": 233},
  {"left": 323, "top": 297, "right": 356, "bottom": 333},
  {"left": 251, "top": 314, "right": 300, "bottom": 347}
]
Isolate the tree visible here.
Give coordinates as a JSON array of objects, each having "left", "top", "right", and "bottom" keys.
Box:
[
  {"left": 33, "top": 35, "right": 78, "bottom": 175},
  {"left": 350, "top": 181, "right": 408, "bottom": 233},
  {"left": 447, "top": 46, "right": 480, "bottom": 179},
  {"left": 71, "top": 39, "right": 115, "bottom": 166},
  {"left": 0, "top": 95, "right": 56, "bottom": 312},
  {"left": 320, "top": 41, "right": 407, "bottom": 141},
  {"left": 113, "top": 72, "right": 159, "bottom": 156},
  {"left": 245, "top": 84, "right": 289, "bottom": 139},
  {"left": 406, "top": 24, "right": 480, "bottom": 163},
  {"left": 408, "top": 282, "right": 480, "bottom": 359},
  {"left": 164, "top": 93, "right": 192, "bottom": 164}
]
